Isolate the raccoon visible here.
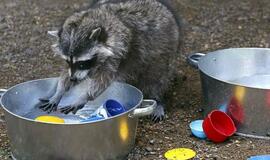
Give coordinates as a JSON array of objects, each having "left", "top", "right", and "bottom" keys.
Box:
[{"left": 39, "top": 0, "right": 181, "bottom": 121}]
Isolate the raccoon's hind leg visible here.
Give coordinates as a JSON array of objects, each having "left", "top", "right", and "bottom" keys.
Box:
[
  {"left": 152, "top": 101, "right": 165, "bottom": 122},
  {"left": 140, "top": 82, "right": 167, "bottom": 122}
]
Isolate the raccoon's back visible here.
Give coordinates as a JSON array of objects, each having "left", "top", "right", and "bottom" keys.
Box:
[
  {"left": 91, "top": 0, "right": 180, "bottom": 86},
  {"left": 107, "top": 0, "right": 180, "bottom": 82},
  {"left": 104, "top": 0, "right": 180, "bottom": 53}
]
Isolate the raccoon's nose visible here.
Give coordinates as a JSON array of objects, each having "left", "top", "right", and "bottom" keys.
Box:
[{"left": 70, "top": 77, "right": 77, "bottom": 82}]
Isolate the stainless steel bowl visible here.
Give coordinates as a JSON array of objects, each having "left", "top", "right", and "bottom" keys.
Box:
[
  {"left": 0, "top": 78, "right": 156, "bottom": 160},
  {"left": 188, "top": 48, "right": 270, "bottom": 139}
]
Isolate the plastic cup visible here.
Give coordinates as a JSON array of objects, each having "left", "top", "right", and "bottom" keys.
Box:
[
  {"left": 248, "top": 155, "right": 270, "bottom": 160},
  {"left": 104, "top": 99, "right": 126, "bottom": 116},
  {"left": 80, "top": 99, "right": 125, "bottom": 122},
  {"left": 202, "top": 110, "right": 236, "bottom": 143},
  {"left": 190, "top": 120, "right": 207, "bottom": 139}
]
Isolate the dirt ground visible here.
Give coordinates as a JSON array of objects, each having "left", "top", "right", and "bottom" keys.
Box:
[{"left": 0, "top": 0, "right": 270, "bottom": 159}]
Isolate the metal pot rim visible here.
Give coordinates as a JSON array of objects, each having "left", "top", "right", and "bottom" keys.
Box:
[
  {"left": 0, "top": 78, "right": 144, "bottom": 126},
  {"left": 197, "top": 47, "right": 270, "bottom": 90}
]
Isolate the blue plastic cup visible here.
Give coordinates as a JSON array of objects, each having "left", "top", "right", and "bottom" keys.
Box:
[
  {"left": 189, "top": 120, "right": 207, "bottom": 139},
  {"left": 104, "top": 99, "right": 126, "bottom": 116},
  {"left": 79, "top": 99, "right": 125, "bottom": 122},
  {"left": 248, "top": 155, "right": 270, "bottom": 160}
]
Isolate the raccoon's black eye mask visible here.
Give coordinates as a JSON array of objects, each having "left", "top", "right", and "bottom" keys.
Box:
[{"left": 66, "top": 56, "right": 97, "bottom": 70}]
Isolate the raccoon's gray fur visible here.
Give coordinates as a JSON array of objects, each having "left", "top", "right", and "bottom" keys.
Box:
[{"left": 39, "top": 0, "right": 180, "bottom": 121}]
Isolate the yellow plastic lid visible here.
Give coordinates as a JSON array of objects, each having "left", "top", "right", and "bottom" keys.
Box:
[{"left": 164, "top": 148, "right": 196, "bottom": 160}]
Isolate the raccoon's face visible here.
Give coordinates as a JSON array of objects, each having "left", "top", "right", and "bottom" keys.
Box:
[{"left": 49, "top": 25, "right": 113, "bottom": 82}]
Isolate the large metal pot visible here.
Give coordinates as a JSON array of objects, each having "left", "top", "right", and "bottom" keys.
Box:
[
  {"left": 0, "top": 78, "right": 156, "bottom": 160},
  {"left": 187, "top": 48, "right": 270, "bottom": 139}
]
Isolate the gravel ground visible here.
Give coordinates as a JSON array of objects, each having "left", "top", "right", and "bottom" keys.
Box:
[{"left": 0, "top": 0, "right": 270, "bottom": 159}]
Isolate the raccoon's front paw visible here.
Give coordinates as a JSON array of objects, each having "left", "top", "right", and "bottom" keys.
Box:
[
  {"left": 60, "top": 103, "right": 85, "bottom": 114},
  {"left": 151, "top": 104, "right": 165, "bottom": 122},
  {"left": 38, "top": 97, "right": 60, "bottom": 113}
]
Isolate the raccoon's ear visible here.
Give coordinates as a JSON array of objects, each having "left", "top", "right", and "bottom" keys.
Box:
[
  {"left": 47, "top": 30, "right": 59, "bottom": 38},
  {"left": 89, "top": 27, "right": 101, "bottom": 40}
]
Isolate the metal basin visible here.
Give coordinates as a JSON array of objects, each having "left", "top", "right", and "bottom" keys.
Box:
[
  {"left": 188, "top": 48, "right": 270, "bottom": 139},
  {"left": 0, "top": 78, "right": 156, "bottom": 160}
]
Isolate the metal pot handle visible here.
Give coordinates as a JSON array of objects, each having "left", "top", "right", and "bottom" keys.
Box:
[
  {"left": 187, "top": 53, "right": 205, "bottom": 68},
  {"left": 129, "top": 99, "right": 157, "bottom": 118},
  {"left": 0, "top": 89, "right": 7, "bottom": 99},
  {"left": 0, "top": 89, "right": 7, "bottom": 123}
]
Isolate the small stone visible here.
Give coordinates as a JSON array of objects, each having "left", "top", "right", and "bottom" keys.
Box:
[
  {"left": 3, "top": 64, "right": 10, "bottom": 68},
  {"left": 149, "top": 139, "right": 155, "bottom": 144},
  {"left": 0, "top": 16, "right": 4, "bottom": 22},
  {"left": 11, "top": 59, "right": 17, "bottom": 63},
  {"left": 146, "top": 147, "right": 153, "bottom": 152},
  {"left": 237, "top": 16, "right": 247, "bottom": 21},
  {"left": 248, "top": 144, "right": 255, "bottom": 150},
  {"left": 149, "top": 152, "right": 156, "bottom": 155},
  {"left": 0, "top": 23, "right": 8, "bottom": 30},
  {"left": 206, "top": 154, "right": 211, "bottom": 158},
  {"left": 197, "top": 108, "right": 204, "bottom": 112},
  {"left": 30, "top": 36, "right": 39, "bottom": 42}
]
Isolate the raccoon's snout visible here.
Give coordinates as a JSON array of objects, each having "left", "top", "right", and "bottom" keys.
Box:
[
  {"left": 69, "top": 68, "right": 90, "bottom": 81},
  {"left": 68, "top": 67, "right": 78, "bottom": 82}
]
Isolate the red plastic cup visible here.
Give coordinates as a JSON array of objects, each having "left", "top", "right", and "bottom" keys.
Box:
[{"left": 203, "top": 110, "right": 237, "bottom": 143}]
